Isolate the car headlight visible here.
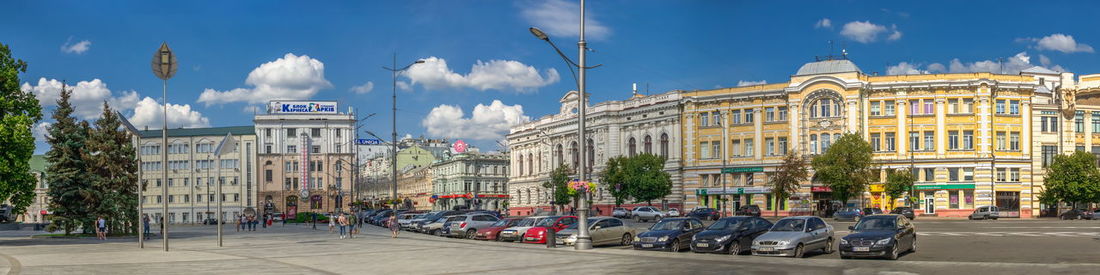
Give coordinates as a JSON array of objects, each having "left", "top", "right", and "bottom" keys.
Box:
[
  {"left": 714, "top": 235, "right": 730, "bottom": 243},
  {"left": 658, "top": 236, "right": 669, "bottom": 242},
  {"left": 839, "top": 238, "right": 848, "bottom": 245},
  {"left": 692, "top": 235, "right": 697, "bottom": 241},
  {"left": 567, "top": 234, "right": 578, "bottom": 241},
  {"left": 875, "top": 238, "right": 891, "bottom": 245},
  {"left": 634, "top": 236, "right": 640, "bottom": 242},
  {"left": 776, "top": 240, "right": 789, "bottom": 246}
]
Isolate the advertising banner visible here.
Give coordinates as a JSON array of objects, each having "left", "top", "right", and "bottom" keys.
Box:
[{"left": 269, "top": 101, "right": 338, "bottom": 114}]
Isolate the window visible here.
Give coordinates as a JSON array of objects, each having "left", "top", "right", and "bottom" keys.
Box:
[
  {"left": 644, "top": 135, "right": 652, "bottom": 154},
  {"left": 778, "top": 107, "right": 787, "bottom": 121},
  {"left": 963, "top": 130, "right": 974, "bottom": 150},
  {"left": 1009, "top": 100, "right": 1019, "bottom": 115},
  {"left": 819, "top": 99, "right": 832, "bottom": 117},
  {"left": 962, "top": 98, "right": 974, "bottom": 113},
  {"left": 745, "top": 109, "right": 754, "bottom": 123},
  {"left": 1010, "top": 132, "right": 1020, "bottom": 151},
  {"left": 948, "top": 99, "right": 959, "bottom": 114},
  {"left": 744, "top": 138, "right": 754, "bottom": 157},
  {"left": 923, "top": 168, "right": 935, "bottom": 182},
  {"left": 730, "top": 110, "right": 741, "bottom": 124},
  {"left": 950, "top": 192, "right": 959, "bottom": 209},
  {"left": 286, "top": 128, "right": 296, "bottom": 137},
  {"left": 996, "top": 132, "right": 1006, "bottom": 151},
  {"left": 700, "top": 142, "right": 710, "bottom": 159},
  {"left": 910, "top": 99, "right": 920, "bottom": 115},
  {"left": 923, "top": 131, "right": 934, "bottom": 151},
  {"left": 311, "top": 128, "right": 321, "bottom": 137},
  {"left": 885, "top": 132, "right": 895, "bottom": 151},
  {"left": 265, "top": 170, "right": 272, "bottom": 182},
  {"left": 712, "top": 112, "right": 721, "bottom": 126},
  {"left": 948, "top": 168, "right": 959, "bottom": 182},
  {"left": 628, "top": 138, "right": 637, "bottom": 157},
  {"left": 335, "top": 129, "right": 342, "bottom": 138},
  {"left": 335, "top": 144, "right": 342, "bottom": 153},
  {"left": 265, "top": 145, "right": 272, "bottom": 154},
  {"left": 766, "top": 107, "right": 775, "bottom": 122},
  {"left": 264, "top": 128, "right": 271, "bottom": 137},
  {"left": 995, "top": 99, "right": 1006, "bottom": 114},
  {"left": 731, "top": 140, "right": 741, "bottom": 157},
  {"left": 778, "top": 137, "right": 787, "bottom": 155},
  {"left": 1010, "top": 168, "right": 1020, "bottom": 182},
  {"left": 963, "top": 168, "right": 974, "bottom": 181},
  {"left": 996, "top": 168, "right": 1007, "bottom": 182},
  {"left": 700, "top": 112, "right": 709, "bottom": 127},
  {"left": 1042, "top": 145, "right": 1057, "bottom": 167},
  {"left": 1093, "top": 112, "right": 1100, "bottom": 133},
  {"left": 765, "top": 138, "right": 775, "bottom": 156},
  {"left": 1075, "top": 112, "right": 1085, "bottom": 133},
  {"left": 870, "top": 101, "right": 881, "bottom": 116},
  {"left": 311, "top": 145, "right": 321, "bottom": 154},
  {"left": 821, "top": 134, "right": 832, "bottom": 152},
  {"left": 810, "top": 135, "right": 818, "bottom": 154},
  {"left": 924, "top": 100, "right": 933, "bottom": 114},
  {"left": 909, "top": 131, "right": 920, "bottom": 151},
  {"left": 870, "top": 133, "right": 881, "bottom": 152},
  {"left": 660, "top": 133, "right": 669, "bottom": 157},
  {"left": 1041, "top": 117, "right": 1058, "bottom": 132},
  {"left": 711, "top": 141, "right": 720, "bottom": 159},
  {"left": 287, "top": 145, "right": 297, "bottom": 153},
  {"left": 884, "top": 100, "right": 895, "bottom": 115}
]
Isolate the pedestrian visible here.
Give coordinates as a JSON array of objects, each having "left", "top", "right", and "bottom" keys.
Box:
[
  {"left": 328, "top": 212, "right": 336, "bottom": 233},
  {"left": 348, "top": 212, "right": 358, "bottom": 236},
  {"left": 338, "top": 213, "right": 349, "bottom": 239},
  {"left": 235, "top": 215, "right": 242, "bottom": 232},
  {"left": 387, "top": 212, "right": 399, "bottom": 238},
  {"left": 158, "top": 217, "right": 164, "bottom": 235},
  {"left": 142, "top": 214, "right": 151, "bottom": 240},
  {"left": 96, "top": 216, "right": 107, "bottom": 240}
]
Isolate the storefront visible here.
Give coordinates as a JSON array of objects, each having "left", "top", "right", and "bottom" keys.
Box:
[
  {"left": 697, "top": 187, "right": 778, "bottom": 215},
  {"left": 811, "top": 186, "right": 838, "bottom": 217},
  {"left": 913, "top": 184, "right": 976, "bottom": 218}
]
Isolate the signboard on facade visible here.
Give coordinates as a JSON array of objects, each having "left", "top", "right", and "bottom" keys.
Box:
[
  {"left": 702, "top": 186, "right": 771, "bottom": 195},
  {"left": 356, "top": 138, "right": 383, "bottom": 145},
  {"left": 721, "top": 167, "right": 763, "bottom": 173},
  {"left": 914, "top": 184, "right": 976, "bottom": 190},
  {"left": 269, "top": 101, "right": 338, "bottom": 114},
  {"left": 811, "top": 186, "right": 832, "bottom": 192},
  {"left": 869, "top": 184, "right": 885, "bottom": 192}
]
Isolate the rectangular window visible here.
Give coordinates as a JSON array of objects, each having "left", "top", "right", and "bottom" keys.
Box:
[
  {"left": 712, "top": 142, "right": 721, "bottom": 159},
  {"left": 923, "top": 100, "right": 933, "bottom": 114},
  {"left": 778, "top": 137, "right": 788, "bottom": 155},
  {"left": 744, "top": 138, "right": 754, "bottom": 157},
  {"left": 884, "top": 100, "right": 895, "bottom": 115},
  {"left": 870, "top": 101, "right": 881, "bottom": 116},
  {"left": 996, "top": 132, "right": 1006, "bottom": 151},
  {"left": 885, "top": 132, "right": 896, "bottom": 151},
  {"left": 700, "top": 112, "right": 709, "bottom": 127},
  {"left": 948, "top": 99, "right": 959, "bottom": 114},
  {"left": 1093, "top": 113, "right": 1100, "bottom": 133},
  {"left": 923, "top": 131, "right": 934, "bottom": 151},
  {"left": 1075, "top": 113, "right": 1085, "bottom": 133},
  {"left": 766, "top": 107, "right": 775, "bottom": 122},
  {"left": 948, "top": 168, "right": 959, "bottom": 182},
  {"left": 1010, "top": 168, "right": 1020, "bottom": 182},
  {"left": 963, "top": 98, "right": 974, "bottom": 113},
  {"left": 963, "top": 130, "right": 974, "bottom": 150},
  {"left": 286, "top": 128, "right": 296, "bottom": 137},
  {"left": 871, "top": 133, "right": 881, "bottom": 152},
  {"left": 730, "top": 110, "right": 741, "bottom": 124},
  {"left": 778, "top": 107, "right": 787, "bottom": 121},
  {"left": 995, "top": 99, "right": 1006, "bottom": 114},
  {"left": 311, "top": 128, "right": 321, "bottom": 137},
  {"left": 963, "top": 168, "right": 974, "bottom": 181},
  {"left": 909, "top": 131, "right": 920, "bottom": 151},
  {"left": 745, "top": 109, "right": 754, "bottom": 123},
  {"left": 1010, "top": 132, "right": 1020, "bottom": 151},
  {"left": 1009, "top": 100, "right": 1019, "bottom": 115},
  {"left": 765, "top": 137, "right": 775, "bottom": 156},
  {"left": 713, "top": 112, "right": 721, "bottom": 126},
  {"left": 910, "top": 99, "right": 920, "bottom": 115},
  {"left": 923, "top": 168, "right": 935, "bottom": 182},
  {"left": 996, "top": 168, "right": 1007, "bottom": 182},
  {"left": 1041, "top": 145, "right": 1056, "bottom": 167},
  {"left": 311, "top": 145, "right": 321, "bottom": 154},
  {"left": 950, "top": 191, "right": 960, "bottom": 209},
  {"left": 700, "top": 142, "right": 710, "bottom": 159},
  {"left": 287, "top": 145, "right": 297, "bottom": 153},
  {"left": 731, "top": 140, "right": 741, "bottom": 157}
]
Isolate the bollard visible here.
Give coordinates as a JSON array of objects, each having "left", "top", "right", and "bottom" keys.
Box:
[{"left": 546, "top": 227, "right": 557, "bottom": 248}]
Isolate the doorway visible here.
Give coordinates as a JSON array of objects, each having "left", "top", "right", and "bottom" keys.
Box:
[{"left": 924, "top": 191, "right": 936, "bottom": 214}]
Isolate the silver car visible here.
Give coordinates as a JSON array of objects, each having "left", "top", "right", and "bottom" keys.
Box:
[
  {"left": 555, "top": 217, "right": 637, "bottom": 247},
  {"left": 612, "top": 208, "right": 630, "bottom": 218},
  {"left": 499, "top": 216, "right": 548, "bottom": 242},
  {"left": 422, "top": 217, "right": 451, "bottom": 236},
  {"left": 751, "top": 216, "right": 835, "bottom": 258},
  {"left": 446, "top": 214, "right": 501, "bottom": 239},
  {"left": 632, "top": 206, "right": 665, "bottom": 222},
  {"left": 968, "top": 206, "right": 999, "bottom": 220}
]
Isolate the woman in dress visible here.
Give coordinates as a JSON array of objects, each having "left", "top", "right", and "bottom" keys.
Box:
[{"left": 387, "top": 212, "right": 400, "bottom": 238}]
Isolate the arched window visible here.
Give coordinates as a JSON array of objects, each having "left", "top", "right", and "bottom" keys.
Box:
[
  {"left": 628, "top": 137, "right": 637, "bottom": 157},
  {"left": 644, "top": 135, "right": 652, "bottom": 154},
  {"left": 571, "top": 141, "right": 579, "bottom": 169},
  {"left": 810, "top": 134, "right": 818, "bottom": 154},
  {"left": 660, "top": 133, "right": 670, "bottom": 157},
  {"left": 517, "top": 155, "right": 524, "bottom": 176},
  {"left": 555, "top": 144, "right": 564, "bottom": 167},
  {"left": 528, "top": 153, "right": 533, "bottom": 175},
  {"left": 537, "top": 153, "right": 542, "bottom": 173},
  {"left": 586, "top": 138, "right": 594, "bottom": 172}
]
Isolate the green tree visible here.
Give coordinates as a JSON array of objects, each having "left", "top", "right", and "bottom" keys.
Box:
[
  {"left": 624, "top": 154, "right": 672, "bottom": 206},
  {"left": 1039, "top": 151, "right": 1100, "bottom": 208},
  {"left": 542, "top": 165, "right": 572, "bottom": 212},
  {"left": 85, "top": 102, "right": 139, "bottom": 234},
  {"left": 884, "top": 169, "right": 915, "bottom": 209},
  {"left": 0, "top": 43, "right": 42, "bottom": 218},
  {"left": 811, "top": 133, "right": 874, "bottom": 207},
  {"left": 45, "top": 86, "right": 93, "bottom": 234},
  {"left": 599, "top": 156, "right": 629, "bottom": 207},
  {"left": 770, "top": 152, "right": 809, "bottom": 217}
]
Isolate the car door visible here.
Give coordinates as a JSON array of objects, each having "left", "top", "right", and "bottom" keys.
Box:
[
  {"left": 590, "top": 219, "right": 611, "bottom": 245},
  {"left": 806, "top": 218, "right": 826, "bottom": 250},
  {"left": 899, "top": 217, "right": 914, "bottom": 250},
  {"left": 688, "top": 219, "right": 705, "bottom": 240},
  {"left": 748, "top": 218, "right": 771, "bottom": 246}
]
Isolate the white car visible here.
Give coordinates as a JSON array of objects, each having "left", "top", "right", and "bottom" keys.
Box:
[
  {"left": 632, "top": 206, "right": 664, "bottom": 222},
  {"left": 667, "top": 208, "right": 681, "bottom": 217},
  {"left": 498, "top": 216, "right": 549, "bottom": 242}
]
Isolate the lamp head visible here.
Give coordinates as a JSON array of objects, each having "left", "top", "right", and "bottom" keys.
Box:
[
  {"left": 414, "top": 60, "right": 425, "bottom": 64},
  {"left": 529, "top": 27, "right": 549, "bottom": 41}
]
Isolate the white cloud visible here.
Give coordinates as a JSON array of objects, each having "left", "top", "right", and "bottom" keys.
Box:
[
  {"left": 32, "top": 122, "right": 51, "bottom": 144},
  {"left": 421, "top": 100, "right": 530, "bottom": 141},
  {"left": 350, "top": 81, "right": 374, "bottom": 94},
  {"left": 520, "top": 0, "right": 611, "bottom": 40},
  {"left": 815, "top": 18, "right": 832, "bottom": 29},
  {"left": 737, "top": 80, "right": 767, "bottom": 86},
  {"left": 396, "top": 81, "right": 412, "bottom": 91},
  {"left": 886, "top": 52, "right": 1065, "bottom": 75},
  {"left": 198, "top": 53, "right": 332, "bottom": 105},
  {"left": 1026, "top": 34, "right": 1094, "bottom": 53},
  {"left": 404, "top": 56, "right": 559, "bottom": 92},
  {"left": 886, "top": 62, "right": 928, "bottom": 75},
  {"left": 21, "top": 78, "right": 140, "bottom": 119},
  {"left": 128, "top": 97, "right": 210, "bottom": 130},
  {"left": 60, "top": 37, "right": 91, "bottom": 54},
  {"left": 1039, "top": 54, "right": 1052, "bottom": 67},
  {"left": 887, "top": 24, "right": 902, "bottom": 41},
  {"left": 926, "top": 63, "right": 946, "bottom": 73},
  {"left": 840, "top": 21, "right": 893, "bottom": 43}
]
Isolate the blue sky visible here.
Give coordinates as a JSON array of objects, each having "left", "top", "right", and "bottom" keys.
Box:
[{"left": 6, "top": 0, "right": 1100, "bottom": 154}]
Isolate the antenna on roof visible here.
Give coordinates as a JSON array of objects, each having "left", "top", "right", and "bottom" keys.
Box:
[{"left": 840, "top": 41, "right": 848, "bottom": 59}]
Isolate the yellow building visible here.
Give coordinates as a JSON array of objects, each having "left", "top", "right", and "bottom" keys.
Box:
[{"left": 681, "top": 58, "right": 1044, "bottom": 218}]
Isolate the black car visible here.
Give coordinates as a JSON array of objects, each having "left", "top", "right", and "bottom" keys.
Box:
[
  {"left": 690, "top": 216, "right": 772, "bottom": 255},
  {"left": 839, "top": 215, "right": 916, "bottom": 260},
  {"left": 1060, "top": 209, "right": 1091, "bottom": 220},
  {"left": 633, "top": 218, "right": 705, "bottom": 252},
  {"left": 862, "top": 208, "right": 884, "bottom": 215},
  {"left": 687, "top": 208, "right": 721, "bottom": 221},
  {"left": 736, "top": 205, "right": 762, "bottom": 217},
  {"left": 890, "top": 207, "right": 915, "bottom": 220}
]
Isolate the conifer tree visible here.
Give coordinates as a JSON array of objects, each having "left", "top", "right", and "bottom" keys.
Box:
[
  {"left": 45, "top": 85, "right": 92, "bottom": 234},
  {"left": 85, "top": 102, "right": 138, "bottom": 234}
]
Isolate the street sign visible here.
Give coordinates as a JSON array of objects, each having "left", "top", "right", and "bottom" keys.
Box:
[
  {"left": 356, "top": 138, "right": 383, "bottom": 145},
  {"left": 737, "top": 188, "right": 744, "bottom": 195},
  {"left": 721, "top": 167, "right": 763, "bottom": 173}
]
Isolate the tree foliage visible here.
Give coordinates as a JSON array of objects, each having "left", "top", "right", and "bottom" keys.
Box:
[
  {"left": 599, "top": 156, "right": 629, "bottom": 207},
  {"left": 85, "top": 102, "right": 139, "bottom": 234},
  {"left": 620, "top": 154, "right": 672, "bottom": 205},
  {"left": 1040, "top": 151, "right": 1100, "bottom": 206},
  {"left": 0, "top": 42, "right": 42, "bottom": 218},
  {"left": 811, "top": 133, "right": 874, "bottom": 206},
  {"left": 46, "top": 86, "right": 92, "bottom": 234},
  {"left": 884, "top": 169, "right": 915, "bottom": 209},
  {"left": 771, "top": 152, "right": 809, "bottom": 216},
  {"left": 542, "top": 165, "right": 572, "bottom": 209}
]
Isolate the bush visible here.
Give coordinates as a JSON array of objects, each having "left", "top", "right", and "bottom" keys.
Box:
[{"left": 288, "top": 212, "right": 329, "bottom": 223}]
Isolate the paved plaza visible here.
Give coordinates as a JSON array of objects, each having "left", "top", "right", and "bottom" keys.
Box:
[{"left": 2, "top": 219, "right": 1100, "bottom": 274}]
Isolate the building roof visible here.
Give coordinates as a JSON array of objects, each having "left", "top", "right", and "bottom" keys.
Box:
[
  {"left": 29, "top": 155, "right": 47, "bottom": 173},
  {"left": 136, "top": 126, "right": 255, "bottom": 139},
  {"left": 795, "top": 59, "right": 862, "bottom": 76}
]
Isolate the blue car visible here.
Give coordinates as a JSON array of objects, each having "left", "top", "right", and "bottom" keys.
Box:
[
  {"left": 833, "top": 207, "right": 864, "bottom": 222},
  {"left": 633, "top": 218, "right": 705, "bottom": 252},
  {"left": 839, "top": 214, "right": 917, "bottom": 260}
]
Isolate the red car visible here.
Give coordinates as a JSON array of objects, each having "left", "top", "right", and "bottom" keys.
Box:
[
  {"left": 475, "top": 218, "right": 523, "bottom": 241},
  {"left": 522, "top": 216, "right": 578, "bottom": 244}
]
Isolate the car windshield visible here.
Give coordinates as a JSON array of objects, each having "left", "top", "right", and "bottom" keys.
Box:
[
  {"left": 706, "top": 218, "right": 744, "bottom": 230},
  {"left": 650, "top": 220, "right": 685, "bottom": 231},
  {"left": 854, "top": 218, "right": 896, "bottom": 231},
  {"left": 491, "top": 219, "right": 514, "bottom": 227},
  {"left": 534, "top": 217, "right": 560, "bottom": 227},
  {"left": 771, "top": 219, "right": 806, "bottom": 232}
]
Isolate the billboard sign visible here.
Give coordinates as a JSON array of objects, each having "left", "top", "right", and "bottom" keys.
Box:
[
  {"left": 269, "top": 101, "right": 338, "bottom": 114},
  {"left": 356, "top": 138, "right": 383, "bottom": 145}
]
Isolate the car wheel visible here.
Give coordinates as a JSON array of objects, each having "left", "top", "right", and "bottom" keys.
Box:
[
  {"left": 728, "top": 242, "right": 742, "bottom": 255},
  {"left": 887, "top": 244, "right": 899, "bottom": 260},
  {"left": 909, "top": 237, "right": 917, "bottom": 253},
  {"left": 968, "top": 216, "right": 973, "bottom": 220},
  {"left": 792, "top": 243, "right": 805, "bottom": 258},
  {"left": 496, "top": 234, "right": 504, "bottom": 242},
  {"left": 621, "top": 233, "right": 632, "bottom": 246},
  {"left": 824, "top": 238, "right": 835, "bottom": 254},
  {"left": 466, "top": 230, "right": 477, "bottom": 239},
  {"left": 992, "top": 217, "right": 998, "bottom": 220},
  {"left": 430, "top": 229, "right": 439, "bottom": 236},
  {"left": 667, "top": 239, "right": 680, "bottom": 252}
]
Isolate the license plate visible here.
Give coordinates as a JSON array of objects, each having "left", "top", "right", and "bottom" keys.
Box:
[
  {"left": 526, "top": 237, "right": 537, "bottom": 241},
  {"left": 697, "top": 243, "right": 709, "bottom": 248},
  {"left": 854, "top": 247, "right": 870, "bottom": 252},
  {"left": 556, "top": 240, "right": 564, "bottom": 244},
  {"left": 757, "top": 247, "right": 774, "bottom": 252},
  {"left": 642, "top": 244, "right": 654, "bottom": 248}
]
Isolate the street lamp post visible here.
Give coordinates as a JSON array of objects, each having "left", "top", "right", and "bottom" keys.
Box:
[
  {"left": 151, "top": 42, "right": 177, "bottom": 252},
  {"left": 529, "top": 0, "right": 600, "bottom": 250},
  {"left": 382, "top": 55, "right": 424, "bottom": 206}
]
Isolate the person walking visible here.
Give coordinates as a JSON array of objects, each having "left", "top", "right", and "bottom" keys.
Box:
[
  {"left": 142, "top": 214, "right": 151, "bottom": 240},
  {"left": 328, "top": 212, "right": 336, "bottom": 233},
  {"left": 96, "top": 216, "right": 107, "bottom": 240},
  {"left": 235, "top": 215, "right": 242, "bottom": 232},
  {"left": 387, "top": 212, "right": 399, "bottom": 238},
  {"left": 348, "top": 212, "right": 358, "bottom": 236},
  {"left": 338, "top": 213, "right": 349, "bottom": 239}
]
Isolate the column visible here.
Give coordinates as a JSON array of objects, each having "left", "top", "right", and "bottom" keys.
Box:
[
  {"left": 896, "top": 92, "right": 908, "bottom": 157},
  {"left": 754, "top": 106, "right": 763, "bottom": 160},
  {"left": 935, "top": 96, "right": 947, "bottom": 155}
]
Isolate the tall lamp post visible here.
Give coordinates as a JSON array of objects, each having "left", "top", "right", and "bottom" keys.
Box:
[
  {"left": 529, "top": 0, "right": 600, "bottom": 250},
  {"left": 151, "top": 42, "right": 177, "bottom": 252},
  {"left": 382, "top": 55, "right": 424, "bottom": 205}
]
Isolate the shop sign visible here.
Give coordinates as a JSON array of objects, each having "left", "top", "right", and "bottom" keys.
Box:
[
  {"left": 702, "top": 187, "right": 771, "bottom": 195},
  {"left": 914, "top": 184, "right": 976, "bottom": 190},
  {"left": 811, "top": 186, "right": 832, "bottom": 192},
  {"left": 722, "top": 167, "right": 763, "bottom": 173},
  {"left": 869, "top": 184, "right": 885, "bottom": 192},
  {"left": 269, "top": 101, "right": 337, "bottom": 114}
]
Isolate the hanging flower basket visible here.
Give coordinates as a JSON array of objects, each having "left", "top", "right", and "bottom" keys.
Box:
[{"left": 567, "top": 180, "right": 597, "bottom": 195}]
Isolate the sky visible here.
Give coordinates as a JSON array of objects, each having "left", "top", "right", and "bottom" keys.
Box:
[{"left": 5, "top": 0, "right": 1100, "bottom": 154}]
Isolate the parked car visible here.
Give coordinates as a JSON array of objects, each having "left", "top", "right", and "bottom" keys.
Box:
[
  {"left": 612, "top": 207, "right": 631, "bottom": 218},
  {"left": 833, "top": 207, "right": 864, "bottom": 222},
  {"left": 423, "top": 217, "right": 451, "bottom": 236},
  {"left": 0, "top": 204, "right": 10, "bottom": 223},
  {"left": 369, "top": 209, "right": 393, "bottom": 225},
  {"left": 1091, "top": 209, "right": 1100, "bottom": 220},
  {"left": 1060, "top": 209, "right": 1090, "bottom": 220},
  {"left": 475, "top": 218, "right": 523, "bottom": 241},
  {"left": 271, "top": 213, "right": 284, "bottom": 222},
  {"left": 439, "top": 215, "right": 467, "bottom": 236},
  {"left": 555, "top": 217, "right": 636, "bottom": 246},
  {"left": 968, "top": 206, "right": 999, "bottom": 220},
  {"left": 397, "top": 213, "right": 423, "bottom": 230},
  {"left": 414, "top": 211, "right": 461, "bottom": 232},
  {"left": 522, "top": 216, "right": 578, "bottom": 244},
  {"left": 890, "top": 207, "right": 915, "bottom": 220},
  {"left": 687, "top": 208, "right": 721, "bottom": 221},
  {"left": 632, "top": 206, "right": 665, "bottom": 222},
  {"left": 862, "top": 208, "right": 884, "bottom": 215},
  {"left": 667, "top": 208, "right": 681, "bottom": 217},
  {"left": 690, "top": 216, "right": 773, "bottom": 255},
  {"left": 445, "top": 214, "right": 501, "bottom": 239},
  {"left": 839, "top": 214, "right": 916, "bottom": 260},
  {"left": 499, "top": 216, "right": 548, "bottom": 242},
  {"left": 736, "top": 205, "right": 762, "bottom": 217},
  {"left": 633, "top": 218, "right": 706, "bottom": 252},
  {"left": 751, "top": 216, "right": 834, "bottom": 258}
]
